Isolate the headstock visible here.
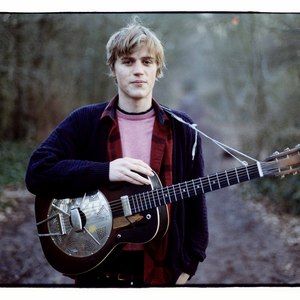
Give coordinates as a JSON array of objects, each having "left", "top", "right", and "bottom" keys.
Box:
[{"left": 262, "top": 145, "right": 300, "bottom": 178}]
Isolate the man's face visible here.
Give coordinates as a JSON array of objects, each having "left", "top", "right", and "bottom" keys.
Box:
[{"left": 113, "top": 44, "right": 158, "bottom": 103}]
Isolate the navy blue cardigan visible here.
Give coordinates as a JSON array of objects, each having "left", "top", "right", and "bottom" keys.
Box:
[{"left": 25, "top": 101, "right": 208, "bottom": 283}]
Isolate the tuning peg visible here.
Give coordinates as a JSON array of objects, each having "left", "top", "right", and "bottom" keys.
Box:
[
  {"left": 272, "top": 151, "right": 280, "bottom": 155},
  {"left": 293, "top": 172, "right": 298, "bottom": 175},
  {"left": 296, "top": 144, "right": 300, "bottom": 148},
  {"left": 284, "top": 147, "right": 290, "bottom": 151},
  {"left": 281, "top": 174, "right": 285, "bottom": 179}
]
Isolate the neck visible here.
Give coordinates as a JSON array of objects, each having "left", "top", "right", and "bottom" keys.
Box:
[
  {"left": 118, "top": 94, "right": 152, "bottom": 113},
  {"left": 114, "top": 162, "right": 264, "bottom": 217}
]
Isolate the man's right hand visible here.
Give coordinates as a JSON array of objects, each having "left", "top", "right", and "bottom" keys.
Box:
[{"left": 109, "top": 157, "right": 154, "bottom": 185}]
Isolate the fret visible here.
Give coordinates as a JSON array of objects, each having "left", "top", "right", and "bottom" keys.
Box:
[
  {"left": 178, "top": 184, "right": 183, "bottom": 199},
  {"left": 192, "top": 180, "right": 197, "bottom": 195},
  {"left": 235, "top": 168, "right": 240, "bottom": 183},
  {"left": 200, "top": 179, "right": 205, "bottom": 193},
  {"left": 145, "top": 194, "right": 151, "bottom": 209},
  {"left": 143, "top": 193, "right": 149, "bottom": 210},
  {"left": 141, "top": 193, "right": 145, "bottom": 210},
  {"left": 152, "top": 190, "right": 157, "bottom": 206},
  {"left": 207, "top": 176, "right": 213, "bottom": 191},
  {"left": 137, "top": 194, "right": 143, "bottom": 211},
  {"left": 136, "top": 194, "right": 141, "bottom": 211},
  {"left": 167, "top": 187, "right": 171, "bottom": 204},
  {"left": 146, "top": 193, "right": 153, "bottom": 209},
  {"left": 161, "top": 189, "right": 165, "bottom": 204},
  {"left": 161, "top": 189, "right": 166, "bottom": 204},
  {"left": 145, "top": 191, "right": 150, "bottom": 209},
  {"left": 134, "top": 194, "right": 143, "bottom": 209},
  {"left": 156, "top": 189, "right": 161, "bottom": 206},
  {"left": 245, "top": 166, "right": 250, "bottom": 180},
  {"left": 200, "top": 177, "right": 211, "bottom": 193},
  {"left": 216, "top": 173, "right": 221, "bottom": 189},
  {"left": 132, "top": 194, "right": 137, "bottom": 212},
  {"left": 225, "top": 170, "right": 230, "bottom": 186},
  {"left": 138, "top": 193, "right": 144, "bottom": 210},
  {"left": 145, "top": 191, "right": 152, "bottom": 207},
  {"left": 172, "top": 185, "right": 178, "bottom": 201},
  {"left": 145, "top": 191, "right": 151, "bottom": 209},
  {"left": 131, "top": 195, "right": 136, "bottom": 213},
  {"left": 185, "top": 181, "right": 190, "bottom": 197}
]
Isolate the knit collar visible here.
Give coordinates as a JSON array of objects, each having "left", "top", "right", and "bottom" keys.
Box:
[
  {"left": 116, "top": 107, "right": 155, "bottom": 121},
  {"left": 100, "top": 94, "right": 169, "bottom": 125}
]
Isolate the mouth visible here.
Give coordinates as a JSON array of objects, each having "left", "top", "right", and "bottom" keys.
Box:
[{"left": 131, "top": 80, "right": 147, "bottom": 84}]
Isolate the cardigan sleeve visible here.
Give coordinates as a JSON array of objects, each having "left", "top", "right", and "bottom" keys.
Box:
[
  {"left": 183, "top": 132, "right": 209, "bottom": 276},
  {"left": 166, "top": 109, "right": 209, "bottom": 281},
  {"left": 175, "top": 112, "right": 209, "bottom": 277},
  {"left": 25, "top": 108, "right": 110, "bottom": 199}
]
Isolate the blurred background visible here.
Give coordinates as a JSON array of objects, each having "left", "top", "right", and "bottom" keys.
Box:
[{"left": 0, "top": 13, "right": 299, "bottom": 286}]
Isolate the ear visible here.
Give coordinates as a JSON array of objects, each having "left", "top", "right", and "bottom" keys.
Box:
[
  {"left": 156, "top": 67, "right": 161, "bottom": 79},
  {"left": 111, "top": 66, "right": 116, "bottom": 78}
]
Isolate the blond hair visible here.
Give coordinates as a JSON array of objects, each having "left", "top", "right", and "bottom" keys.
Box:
[{"left": 106, "top": 20, "right": 166, "bottom": 78}]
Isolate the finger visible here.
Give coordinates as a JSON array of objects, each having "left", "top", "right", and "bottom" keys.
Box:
[
  {"left": 123, "top": 169, "right": 151, "bottom": 185},
  {"left": 125, "top": 157, "right": 153, "bottom": 173},
  {"left": 132, "top": 173, "right": 151, "bottom": 185},
  {"left": 126, "top": 159, "right": 154, "bottom": 176},
  {"left": 122, "top": 174, "right": 143, "bottom": 185},
  {"left": 130, "top": 164, "right": 154, "bottom": 177}
]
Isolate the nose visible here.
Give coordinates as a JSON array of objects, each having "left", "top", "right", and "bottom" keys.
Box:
[{"left": 133, "top": 61, "right": 144, "bottom": 76}]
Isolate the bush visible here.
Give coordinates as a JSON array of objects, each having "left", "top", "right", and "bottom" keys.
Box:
[
  {"left": 0, "top": 141, "right": 34, "bottom": 191},
  {"left": 242, "top": 175, "right": 300, "bottom": 216}
]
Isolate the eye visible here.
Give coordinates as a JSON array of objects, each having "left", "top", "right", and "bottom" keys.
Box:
[
  {"left": 143, "top": 59, "right": 153, "bottom": 65},
  {"left": 121, "top": 58, "right": 133, "bottom": 65}
]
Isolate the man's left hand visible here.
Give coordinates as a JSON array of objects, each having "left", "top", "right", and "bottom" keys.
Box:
[{"left": 175, "top": 272, "right": 190, "bottom": 285}]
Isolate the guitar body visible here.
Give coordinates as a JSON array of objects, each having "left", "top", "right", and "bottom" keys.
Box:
[{"left": 35, "top": 172, "right": 169, "bottom": 275}]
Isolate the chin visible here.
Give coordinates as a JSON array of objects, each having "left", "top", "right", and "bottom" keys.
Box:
[{"left": 129, "top": 93, "right": 148, "bottom": 100}]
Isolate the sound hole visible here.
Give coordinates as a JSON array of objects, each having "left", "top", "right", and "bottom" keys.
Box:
[{"left": 69, "top": 208, "right": 87, "bottom": 230}]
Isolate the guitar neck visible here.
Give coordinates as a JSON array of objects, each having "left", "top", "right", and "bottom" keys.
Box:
[{"left": 129, "top": 162, "right": 265, "bottom": 215}]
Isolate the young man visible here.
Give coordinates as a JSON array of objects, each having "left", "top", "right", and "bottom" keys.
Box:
[{"left": 26, "top": 21, "right": 208, "bottom": 287}]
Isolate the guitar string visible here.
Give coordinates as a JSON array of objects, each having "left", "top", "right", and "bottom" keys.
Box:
[
  {"left": 56, "top": 163, "right": 266, "bottom": 216},
  {"left": 80, "top": 165, "right": 260, "bottom": 217},
  {"left": 110, "top": 164, "right": 260, "bottom": 207},
  {"left": 80, "top": 164, "right": 266, "bottom": 217},
  {"left": 54, "top": 163, "right": 277, "bottom": 219},
  {"left": 108, "top": 164, "right": 279, "bottom": 215},
  {"left": 84, "top": 164, "right": 264, "bottom": 216},
  {"left": 108, "top": 164, "right": 260, "bottom": 208}
]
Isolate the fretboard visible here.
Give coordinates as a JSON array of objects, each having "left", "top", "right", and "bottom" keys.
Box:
[{"left": 128, "top": 162, "right": 263, "bottom": 214}]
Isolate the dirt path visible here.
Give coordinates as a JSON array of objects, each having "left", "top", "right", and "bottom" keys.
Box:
[
  {"left": 190, "top": 185, "right": 300, "bottom": 285},
  {"left": 186, "top": 103, "right": 300, "bottom": 285}
]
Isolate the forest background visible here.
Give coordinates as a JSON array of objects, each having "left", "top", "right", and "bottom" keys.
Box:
[{"left": 0, "top": 13, "right": 299, "bottom": 215}]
